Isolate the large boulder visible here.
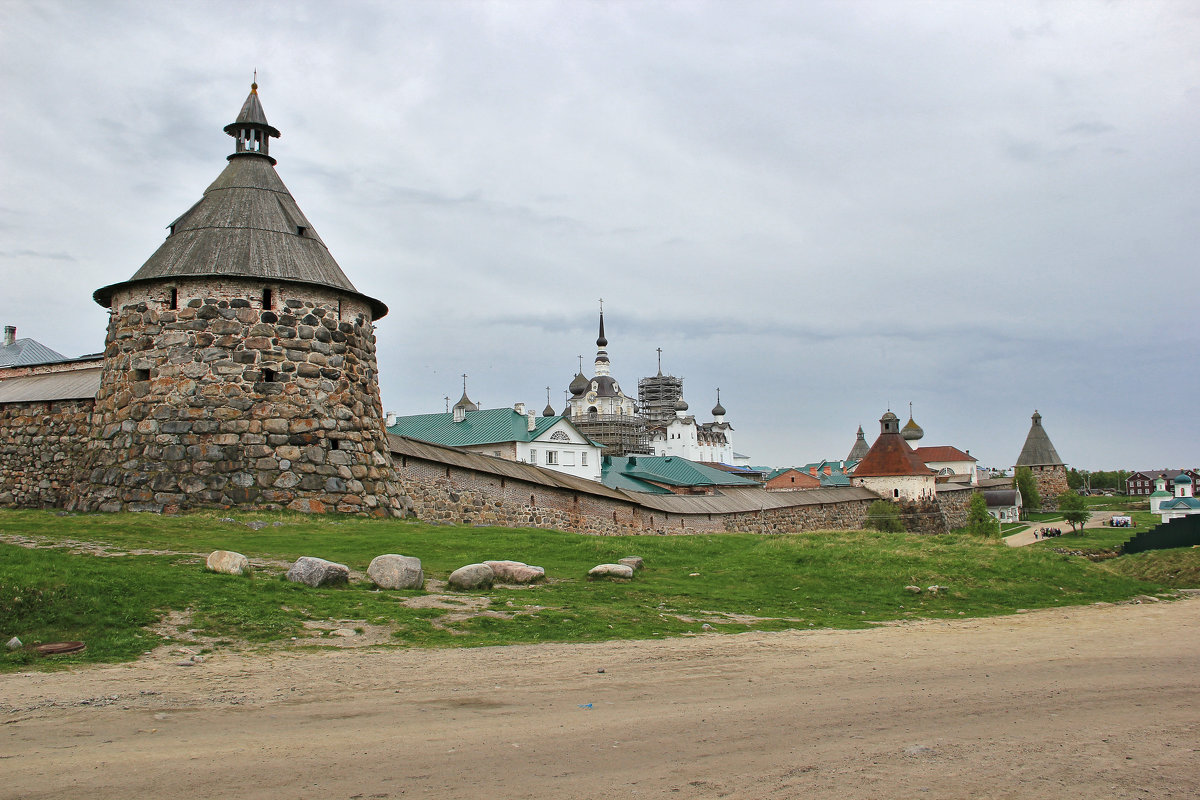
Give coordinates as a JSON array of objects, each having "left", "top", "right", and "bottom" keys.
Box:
[
  {"left": 618, "top": 556, "right": 644, "bottom": 571},
  {"left": 588, "top": 564, "right": 634, "bottom": 580},
  {"left": 206, "top": 550, "right": 250, "bottom": 576},
  {"left": 286, "top": 556, "right": 350, "bottom": 588},
  {"left": 448, "top": 563, "right": 495, "bottom": 590},
  {"left": 484, "top": 560, "right": 545, "bottom": 584},
  {"left": 367, "top": 554, "right": 424, "bottom": 590}
]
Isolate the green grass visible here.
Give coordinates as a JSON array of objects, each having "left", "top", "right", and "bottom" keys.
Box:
[
  {"left": 1030, "top": 511, "right": 1161, "bottom": 554},
  {"left": 0, "top": 508, "right": 1181, "bottom": 672}
]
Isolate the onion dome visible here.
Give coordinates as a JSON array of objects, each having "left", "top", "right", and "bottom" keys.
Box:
[
  {"left": 569, "top": 371, "right": 589, "bottom": 396},
  {"left": 543, "top": 402, "right": 555, "bottom": 417},
  {"left": 900, "top": 402, "right": 923, "bottom": 441},
  {"left": 674, "top": 397, "right": 689, "bottom": 413},
  {"left": 901, "top": 416, "right": 924, "bottom": 442},
  {"left": 712, "top": 389, "right": 726, "bottom": 418},
  {"left": 453, "top": 390, "right": 479, "bottom": 413}
]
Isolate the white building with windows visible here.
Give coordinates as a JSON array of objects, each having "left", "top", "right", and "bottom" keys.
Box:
[
  {"left": 386, "top": 400, "right": 603, "bottom": 482},
  {"left": 649, "top": 393, "right": 735, "bottom": 464}
]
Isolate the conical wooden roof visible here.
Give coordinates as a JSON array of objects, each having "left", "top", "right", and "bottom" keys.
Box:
[
  {"left": 854, "top": 413, "right": 933, "bottom": 477},
  {"left": 94, "top": 85, "right": 387, "bottom": 318},
  {"left": 1015, "top": 411, "right": 1064, "bottom": 467}
]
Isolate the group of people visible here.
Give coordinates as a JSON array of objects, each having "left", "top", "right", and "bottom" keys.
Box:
[{"left": 1034, "top": 527, "right": 1063, "bottom": 539}]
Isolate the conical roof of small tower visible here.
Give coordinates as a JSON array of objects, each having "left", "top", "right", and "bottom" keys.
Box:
[
  {"left": 847, "top": 425, "right": 870, "bottom": 461},
  {"left": 94, "top": 83, "right": 387, "bottom": 319},
  {"left": 854, "top": 412, "right": 933, "bottom": 477},
  {"left": 1015, "top": 410, "right": 1064, "bottom": 467}
]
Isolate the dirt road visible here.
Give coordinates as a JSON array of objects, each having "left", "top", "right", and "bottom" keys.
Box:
[{"left": 4, "top": 598, "right": 1199, "bottom": 799}]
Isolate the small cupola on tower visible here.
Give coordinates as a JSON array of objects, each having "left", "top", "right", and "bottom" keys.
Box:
[{"left": 223, "top": 77, "right": 282, "bottom": 165}]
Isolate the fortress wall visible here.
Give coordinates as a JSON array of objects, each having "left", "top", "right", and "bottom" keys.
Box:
[
  {"left": 395, "top": 449, "right": 874, "bottom": 536},
  {"left": 0, "top": 398, "right": 94, "bottom": 508}
]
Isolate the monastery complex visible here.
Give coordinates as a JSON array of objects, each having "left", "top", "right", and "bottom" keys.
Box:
[{"left": 0, "top": 85, "right": 1074, "bottom": 534}]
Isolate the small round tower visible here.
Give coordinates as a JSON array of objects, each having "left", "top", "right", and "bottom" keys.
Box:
[{"left": 71, "top": 83, "right": 408, "bottom": 516}]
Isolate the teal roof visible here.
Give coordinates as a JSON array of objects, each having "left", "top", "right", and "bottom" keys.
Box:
[
  {"left": 1161, "top": 497, "right": 1200, "bottom": 510},
  {"left": 601, "top": 455, "right": 759, "bottom": 494},
  {"left": 1175, "top": 473, "right": 1193, "bottom": 484},
  {"left": 387, "top": 408, "right": 586, "bottom": 448}
]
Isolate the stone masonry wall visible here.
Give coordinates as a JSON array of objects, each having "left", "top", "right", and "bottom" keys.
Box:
[
  {"left": 70, "top": 278, "right": 409, "bottom": 516},
  {"left": 1033, "top": 465, "right": 1069, "bottom": 511},
  {"left": 0, "top": 398, "right": 94, "bottom": 508},
  {"left": 396, "top": 451, "right": 874, "bottom": 536}
]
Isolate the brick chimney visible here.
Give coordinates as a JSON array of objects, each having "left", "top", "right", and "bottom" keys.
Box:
[{"left": 3, "top": 326, "right": 14, "bottom": 347}]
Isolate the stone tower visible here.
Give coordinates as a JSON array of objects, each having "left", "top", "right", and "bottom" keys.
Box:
[
  {"left": 71, "top": 83, "right": 408, "bottom": 517},
  {"left": 1014, "top": 410, "right": 1068, "bottom": 511}
]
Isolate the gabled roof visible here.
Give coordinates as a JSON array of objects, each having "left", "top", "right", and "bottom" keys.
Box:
[
  {"left": 93, "top": 85, "right": 386, "bottom": 319},
  {"left": 0, "top": 337, "right": 67, "bottom": 368},
  {"left": 1015, "top": 411, "right": 1064, "bottom": 467},
  {"left": 387, "top": 408, "right": 591, "bottom": 449},
  {"left": 602, "top": 455, "right": 760, "bottom": 493},
  {"left": 913, "top": 446, "right": 976, "bottom": 463},
  {"left": 1161, "top": 497, "right": 1200, "bottom": 510}
]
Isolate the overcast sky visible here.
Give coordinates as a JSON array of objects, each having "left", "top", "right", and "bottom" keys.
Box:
[{"left": 2, "top": 0, "right": 1197, "bottom": 471}]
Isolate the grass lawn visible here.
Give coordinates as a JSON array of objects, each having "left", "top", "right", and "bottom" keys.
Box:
[
  {"left": 1030, "top": 511, "right": 1161, "bottom": 553},
  {"left": 0, "top": 508, "right": 1190, "bottom": 672}
]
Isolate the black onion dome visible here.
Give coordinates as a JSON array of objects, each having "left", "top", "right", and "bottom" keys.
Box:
[
  {"left": 674, "top": 397, "right": 689, "bottom": 412},
  {"left": 569, "top": 371, "right": 589, "bottom": 396}
]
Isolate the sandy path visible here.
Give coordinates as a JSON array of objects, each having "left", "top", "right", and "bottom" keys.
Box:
[{"left": 3, "top": 599, "right": 1199, "bottom": 799}]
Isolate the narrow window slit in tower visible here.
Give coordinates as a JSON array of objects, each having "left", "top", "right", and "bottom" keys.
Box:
[
  {"left": 168, "top": 288, "right": 178, "bottom": 310},
  {"left": 133, "top": 368, "right": 150, "bottom": 382},
  {"left": 262, "top": 367, "right": 276, "bottom": 383},
  {"left": 297, "top": 226, "right": 307, "bottom": 236},
  {"left": 263, "top": 288, "right": 273, "bottom": 310}
]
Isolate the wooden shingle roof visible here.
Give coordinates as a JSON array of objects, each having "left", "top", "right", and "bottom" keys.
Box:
[
  {"left": 93, "top": 86, "right": 387, "bottom": 319},
  {"left": 1015, "top": 411, "right": 1064, "bottom": 467}
]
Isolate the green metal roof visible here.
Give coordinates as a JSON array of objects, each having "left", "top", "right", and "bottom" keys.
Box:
[
  {"left": 601, "top": 455, "right": 759, "bottom": 493},
  {"left": 386, "top": 408, "right": 583, "bottom": 448}
]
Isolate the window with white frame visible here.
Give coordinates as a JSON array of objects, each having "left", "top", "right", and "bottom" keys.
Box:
[
  {"left": 546, "top": 451, "right": 559, "bottom": 465},
  {"left": 581, "top": 452, "right": 588, "bottom": 466},
  {"left": 529, "top": 449, "right": 537, "bottom": 464}
]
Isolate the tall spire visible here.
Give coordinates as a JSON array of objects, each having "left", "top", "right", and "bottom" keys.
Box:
[{"left": 593, "top": 300, "right": 610, "bottom": 377}]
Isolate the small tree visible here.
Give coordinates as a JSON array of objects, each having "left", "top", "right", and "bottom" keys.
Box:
[
  {"left": 865, "top": 500, "right": 904, "bottom": 532},
  {"left": 966, "top": 491, "right": 1000, "bottom": 537},
  {"left": 1058, "top": 491, "right": 1091, "bottom": 531},
  {"left": 1014, "top": 467, "right": 1040, "bottom": 516}
]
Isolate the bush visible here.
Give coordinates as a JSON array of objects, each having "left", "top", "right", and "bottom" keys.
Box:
[{"left": 864, "top": 500, "right": 904, "bottom": 532}]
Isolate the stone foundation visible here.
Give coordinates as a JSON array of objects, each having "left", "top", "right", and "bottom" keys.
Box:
[{"left": 70, "top": 281, "right": 409, "bottom": 516}]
